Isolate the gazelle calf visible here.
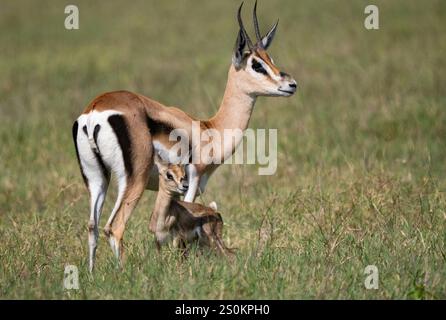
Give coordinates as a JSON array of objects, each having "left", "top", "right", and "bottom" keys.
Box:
[{"left": 151, "top": 154, "right": 233, "bottom": 257}]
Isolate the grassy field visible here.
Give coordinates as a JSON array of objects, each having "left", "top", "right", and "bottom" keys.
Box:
[{"left": 0, "top": 0, "right": 445, "bottom": 299}]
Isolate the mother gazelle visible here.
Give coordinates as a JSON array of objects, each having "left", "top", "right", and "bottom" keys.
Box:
[{"left": 72, "top": 2, "right": 297, "bottom": 272}]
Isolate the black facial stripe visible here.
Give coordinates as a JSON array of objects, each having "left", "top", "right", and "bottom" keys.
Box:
[
  {"left": 72, "top": 121, "right": 88, "bottom": 187},
  {"left": 280, "top": 71, "right": 290, "bottom": 77},
  {"left": 108, "top": 114, "right": 133, "bottom": 178},
  {"left": 252, "top": 59, "right": 268, "bottom": 75}
]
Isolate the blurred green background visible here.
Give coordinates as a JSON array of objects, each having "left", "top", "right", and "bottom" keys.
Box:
[{"left": 0, "top": 0, "right": 445, "bottom": 299}]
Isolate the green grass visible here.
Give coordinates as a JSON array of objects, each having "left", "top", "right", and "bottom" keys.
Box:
[{"left": 1, "top": 0, "right": 446, "bottom": 299}]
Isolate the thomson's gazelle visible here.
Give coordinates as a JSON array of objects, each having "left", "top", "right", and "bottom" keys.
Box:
[
  {"left": 72, "top": 2, "right": 297, "bottom": 271},
  {"left": 151, "top": 154, "right": 233, "bottom": 257}
]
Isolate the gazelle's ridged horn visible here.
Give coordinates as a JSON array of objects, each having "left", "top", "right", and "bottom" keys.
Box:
[
  {"left": 253, "top": 0, "right": 262, "bottom": 43},
  {"left": 237, "top": 2, "right": 254, "bottom": 50}
]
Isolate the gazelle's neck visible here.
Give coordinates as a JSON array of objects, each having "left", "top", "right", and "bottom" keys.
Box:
[
  {"left": 208, "top": 66, "right": 257, "bottom": 160},
  {"left": 210, "top": 66, "right": 256, "bottom": 131},
  {"left": 153, "top": 184, "right": 174, "bottom": 232}
]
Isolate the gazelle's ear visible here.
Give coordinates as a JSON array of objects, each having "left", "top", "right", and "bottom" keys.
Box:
[
  {"left": 260, "top": 20, "right": 278, "bottom": 50},
  {"left": 232, "top": 29, "right": 247, "bottom": 69},
  {"left": 153, "top": 152, "right": 168, "bottom": 170}
]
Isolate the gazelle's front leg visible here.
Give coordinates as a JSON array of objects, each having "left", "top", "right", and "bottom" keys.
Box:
[{"left": 184, "top": 164, "right": 199, "bottom": 202}]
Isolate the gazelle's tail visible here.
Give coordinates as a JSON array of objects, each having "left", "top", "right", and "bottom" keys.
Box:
[
  {"left": 86, "top": 115, "right": 100, "bottom": 153},
  {"left": 209, "top": 201, "right": 218, "bottom": 211}
]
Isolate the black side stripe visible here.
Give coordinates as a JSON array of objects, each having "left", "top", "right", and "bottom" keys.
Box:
[
  {"left": 146, "top": 115, "right": 173, "bottom": 135},
  {"left": 72, "top": 121, "right": 88, "bottom": 187},
  {"left": 91, "top": 124, "right": 110, "bottom": 181},
  {"left": 108, "top": 114, "right": 133, "bottom": 177},
  {"left": 145, "top": 115, "right": 191, "bottom": 163}
]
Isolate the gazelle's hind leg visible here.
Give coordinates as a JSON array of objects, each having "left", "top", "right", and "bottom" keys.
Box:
[
  {"left": 103, "top": 172, "right": 127, "bottom": 246},
  {"left": 87, "top": 179, "right": 108, "bottom": 272},
  {"left": 73, "top": 120, "right": 110, "bottom": 272},
  {"left": 107, "top": 180, "right": 147, "bottom": 264},
  {"left": 101, "top": 113, "right": 153, "bottom": 266},
  {"left": 201, "top": 214, "right": 234, "bottom": 258}
]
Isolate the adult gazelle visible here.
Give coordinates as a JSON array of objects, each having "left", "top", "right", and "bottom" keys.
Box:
[{"left": 72, "top": 2, "right": 297, "bottom": 271}]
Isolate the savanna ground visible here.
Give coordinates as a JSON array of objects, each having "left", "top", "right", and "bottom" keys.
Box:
[{"left": 0, "top": 0, "right": 445, "bottom": 299}]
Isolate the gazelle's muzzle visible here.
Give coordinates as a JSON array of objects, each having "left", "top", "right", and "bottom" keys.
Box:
[{"left": 278, "top": 72, "right": 297, "bottom": 96}]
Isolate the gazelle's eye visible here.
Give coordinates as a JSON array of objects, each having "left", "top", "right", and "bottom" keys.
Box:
[
  {"left": 252, "top": 59, "right": 267, "bottom": 75},
  {"left": 166, "top": 172, "right": 174, "bottom": 181}
]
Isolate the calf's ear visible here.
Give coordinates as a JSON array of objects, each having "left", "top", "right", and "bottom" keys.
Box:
[{"left": 154, "top": 152, "right": 168, "bottom": 170}]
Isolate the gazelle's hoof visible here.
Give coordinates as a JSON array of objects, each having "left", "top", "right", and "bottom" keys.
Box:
[
  {"left": 103, "top": 225, "right": 112, "bottom": 236},
  {"left": 88, "top": 220, "right": 95, "bottom": 231}
]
